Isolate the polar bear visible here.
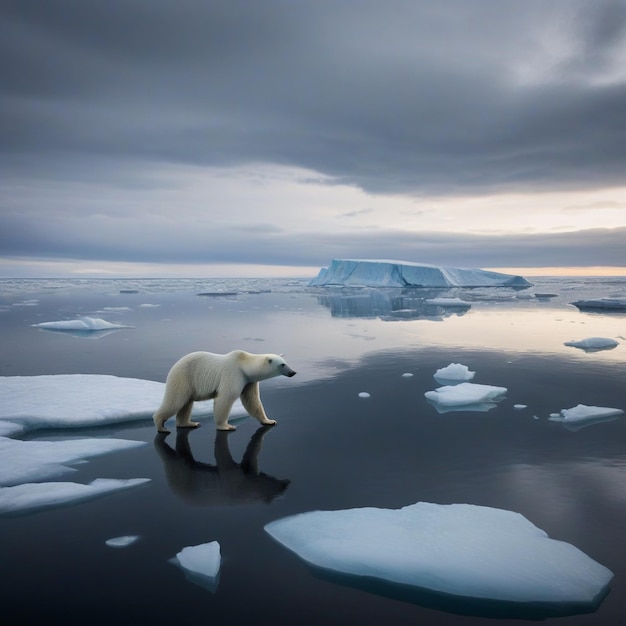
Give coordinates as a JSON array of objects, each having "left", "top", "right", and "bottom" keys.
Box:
[{"left": 153, "top": 350, "right": 296, "bottom": 433}]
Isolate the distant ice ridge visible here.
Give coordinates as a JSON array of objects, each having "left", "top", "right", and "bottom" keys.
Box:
[
  {"left": 173, "top": 542, "right": 221, "bottom": 592},
  {"left": 265, "top": 502, "right": 613, "bottom": 606},
  {"left": 571, "top": 297, "right": 626, "bottom": 311},
  {"left": 309, "top": 259, "right": 531, "bottom": 288},
  {"left": 0, "top": 374, "right": 246, "bottom": 437}
]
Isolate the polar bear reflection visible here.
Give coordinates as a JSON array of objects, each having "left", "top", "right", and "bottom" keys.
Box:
[{"left": 154, "top": 426, "right": 290, "bottom": 506}]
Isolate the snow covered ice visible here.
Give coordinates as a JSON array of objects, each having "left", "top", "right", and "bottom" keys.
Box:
[
  {"left": 564, "top": 337, "right": 619, "bottom": 351},
  {"left": 265, "top": 502, "right": 613, "bottom": 606},
  {"left": 173, "top": 541, "right": 221, "bottom": 592},
  {"left": 425, "top": 297, "right": 472, "bottom": 307},
  {"left": 0, "top": 479, "right": 149, "bottom": 516},
  {"left": 310, "top": 259, "right": 531, "bottom": 288},
  {"left": 433, "top": 363, "right": 475, "bottom": 384},
  {"left": 425, "top": 382, "right": 507, "bottom": 413},
  {"left": 0, "top": 374, "right": 246, "bottom": 436}
]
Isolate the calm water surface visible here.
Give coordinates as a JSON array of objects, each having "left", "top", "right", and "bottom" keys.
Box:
[{"left": 0, "top": 277, "right": 625, "bottom": 625}]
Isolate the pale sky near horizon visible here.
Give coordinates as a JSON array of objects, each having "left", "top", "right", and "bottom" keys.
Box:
[{"left": 1, "top": 1, "right": 626, "bottom": 278}]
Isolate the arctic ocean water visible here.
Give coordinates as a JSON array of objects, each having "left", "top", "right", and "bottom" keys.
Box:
[{"left": 1, "top": 276, "right": 625, "bottom": 626}]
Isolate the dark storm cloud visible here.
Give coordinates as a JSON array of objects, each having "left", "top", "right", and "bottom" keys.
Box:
[{"left": 2, "top": 0, "right": 626, "bottom": 194}]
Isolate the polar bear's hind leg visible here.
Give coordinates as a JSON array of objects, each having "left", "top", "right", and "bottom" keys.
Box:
[{"left": 175, "top": 399, "right": 200, "bottom": 429}]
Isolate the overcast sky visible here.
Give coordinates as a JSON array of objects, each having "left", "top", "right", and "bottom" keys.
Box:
[{"left": 1, "top": 0, "right": 626, "bottom": 278}]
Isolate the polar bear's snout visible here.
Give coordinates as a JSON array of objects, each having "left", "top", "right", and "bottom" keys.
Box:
[{"left": 281, "top": 363, "right": 297, "bottom": 377}]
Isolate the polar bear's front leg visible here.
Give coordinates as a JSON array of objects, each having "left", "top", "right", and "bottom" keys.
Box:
[
  {"left": 175, "top": 399, "right": 201, "bottom": 429},
  {"left": 240, "top": 382, "right": 277, "bottom": 426},
  {"left": 213, "top": 393, "right": 238, "bottom": 431}
]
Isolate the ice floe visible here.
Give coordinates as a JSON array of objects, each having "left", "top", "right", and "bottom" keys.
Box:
[
  {"left": 173, "top": 541, "right": 221, "bottom": 592},
  {"left": 433, "top": 363, "right": 475, "bottom": 384},
  {"left": 425, "top": 382, "right": 507, "bottom": 413},
  {"left": 358, "top": 392, "right": 371, "bottom": 398},
  {"left": 549, "top": 404, "right": 623, "bottom": 431},
  {"left": 571, "top": 297, "right": 626, "bottom": 311},
  {"left": 564, "top": 337, "right": 619, "bottom": 352},
  {"left": 310, "top": 259, "right": 531, "bottom": 288},
  {"left": 0, "top": 374, "right": 246, "bottom": 436},
  {"left": 0, "top": 436, "right": 147, "bottom": 487},
  {"left": 265, "top": 502, "right": 612, "bottom": 609},
  {"left": 106, "top": 535, "right": 140, "bottom": 548},
  {"left": 32, "top": 316, "right": 132, "bottom": 332},
  {"left": 0, "top": 478, "right": 149, "bottom": 517}
]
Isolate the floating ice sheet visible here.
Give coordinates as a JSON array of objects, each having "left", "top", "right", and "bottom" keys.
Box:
[
  {"left": 0, "top": 478, "right": 150, "bottom": 516},
  {"left": 571, "top": 298, "right": 626, "bottom": 311},
  {"left": 32, "top": 316, "right": 132, "bottom": 331},
  {"left": 0, "top": 435, "right": 147, "bottom": 487},
  {"left": 0, "top": 374, "right": 246, "bottom": 436},
  {"left": 173, "top": 541, "right": 221, "bottom": 592},
  {"left": 564, "top": 337, "right": 619, "bottom": 351},
  {"left": 425, "top": 382, "right": 507, "bottom": 413},
  {"left": 265, "top": 502, "right": 613, "bottom": 607},
  {"left": 425, "top": 298, "right": 472, "bottom": 307}
]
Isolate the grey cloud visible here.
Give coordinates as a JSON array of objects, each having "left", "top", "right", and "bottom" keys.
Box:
[{"left": 2, "top": 1, "right": 626, "bottom": 194}]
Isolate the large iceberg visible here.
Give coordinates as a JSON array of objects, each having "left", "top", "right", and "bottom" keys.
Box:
[
  {"left": 265, "top": 502, "right": 613, "bottom": 611},
  {"left": 309, "top": 259, "right": 531, "bottom": 288}
]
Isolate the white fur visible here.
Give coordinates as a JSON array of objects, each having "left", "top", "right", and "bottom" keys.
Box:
[{"left": 153, "top": 350, "right": 296, "bottom": 433}]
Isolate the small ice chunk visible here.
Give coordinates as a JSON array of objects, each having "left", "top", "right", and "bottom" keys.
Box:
[
  {"left": 571, "top": 298, "right": 626, "bottom": 311},
  {"left": 513, "top": 404, "right": 527, "bottom": 410},
  {"left": 106, "top": 535, "right": 140, "bottom": 548},
  {"left": 0, "top": 478, "right": 150, "bottom": 516},
  {"left": 564, "top": 337, "right": 619, "bottom": 352},
  {"left": 425, "top": 297, "right": 472, "bottom": 307},
  {"left": 401, "top": 373, "right": 413, "bottom": 378},
  {"left": 32, "top": 317, "right": 132, "bottom": 331},
  {"left": 425, "top": 382, "right": 507, "bottom": 408},
  {"left": 173, "top": 542, "right": 221, "bottom": 592},
  {"left": 358, "top": 392, "right": 371, "bottom": 398},
  {"left": 433, "top": 363, "right": 475, "bottom": 384},
  {"left": 265, "top": 502, "right": 612, "bottom": 605},
  {"left": 548, "top": 404, "right": 623, "bottom": 431}
]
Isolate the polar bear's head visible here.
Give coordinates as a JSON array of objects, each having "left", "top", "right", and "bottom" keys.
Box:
[{"left": 240, "top": 352, "right": 297, "bottom": 382}]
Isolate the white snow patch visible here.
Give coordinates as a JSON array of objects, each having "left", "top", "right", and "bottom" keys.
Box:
[
  {"left": 265, "top": 502, "right": 612, "bottom": 604},
  {"left": 564, "top": 337, "right": 619, "bottom": 352},
  {"left": 433, "top": 363, "right": 475, "bottom": 384},
  {"left": 0, "top": 374, "right": 246, "bottom": 435},
  {"left": 32, "top": 317, "right": 132, "bottom": 331},
  {"left": 425, "top": 382, "right": 507, "bottom": 412},
  {"left": 173, "top": 541, "right": 221, "bottom": 592},
  {"left": 106, "top": 535, "right": 140, "bottom": 548},
  {"left": 0, "top": 478, "right": 150, "bottom": 516}
]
